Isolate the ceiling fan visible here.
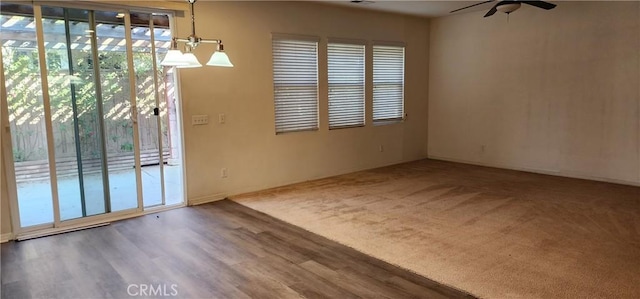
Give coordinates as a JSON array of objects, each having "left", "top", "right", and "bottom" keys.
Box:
[
  {"left": 451, "top": 0, "right": 556, "bottom": 17},
  {"left": 350, "top": 0, "right": 375, "bottom": 4}
]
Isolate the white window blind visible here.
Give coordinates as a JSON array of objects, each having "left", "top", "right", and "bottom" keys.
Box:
[
  {"left": 328, "top": 42, "right": 365, "bottom": 129},
  {"left": 272, "top": 37, "right": 319, "bottom": 134},
  {"left": 373, "top": 45, "right": 405, "bottom": 123}
]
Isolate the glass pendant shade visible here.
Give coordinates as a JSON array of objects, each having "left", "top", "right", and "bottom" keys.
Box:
[
  {"left": 177, "top": 52, "right": 202, "bottom": 68},
  {"left": 160, "top": 49, "right": 188, "bottom": 66},
  {"left": 206, "top": 51, "right": 234, "bottom": 67}
]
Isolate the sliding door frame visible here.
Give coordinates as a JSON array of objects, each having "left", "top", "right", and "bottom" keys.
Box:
[
  {"left": 123, "top": 10, "right": 146, "bottom": 214},
  {"left": 0, "top": 34, "right": 25, "bottom": 235},
  {"left": 1, "top": 1, "right": 187, "bottom": 240},
  {"left": 148, "top": 17, "right": 167, "bottom": 208},
  {"left": 33, "top": 4, "right": 63, "bottom": 228}
]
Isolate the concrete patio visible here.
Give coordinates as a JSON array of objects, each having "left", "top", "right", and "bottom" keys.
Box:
[{"left": 15, "top": 165, "right": 183, "bottom": 227}]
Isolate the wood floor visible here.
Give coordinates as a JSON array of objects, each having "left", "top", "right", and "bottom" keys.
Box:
[{"left": 1, "top": 200, "right": 474, "bottom": 299}]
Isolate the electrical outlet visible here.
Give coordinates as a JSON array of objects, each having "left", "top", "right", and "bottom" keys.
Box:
[
  {"left": 192, "top": 115, "right": 209, "bottom": 125},
  {"left": 221, "top": 168, "right": 228, "bottom": 178},
  {"left": 218, "top": 113, "right": 226, "bottom": 124},
  {"left": 379, "top": 145, "right": 384, "bottom": 152}
]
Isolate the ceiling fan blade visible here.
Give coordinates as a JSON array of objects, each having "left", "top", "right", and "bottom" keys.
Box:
[
  {"left": 450, "top": 0, "right": 495, "bottom": 13},
  {"left": 521, "top": 1, "right": 557, "bottom": 10},
  {"left": 484, "top": 4, "right": 498, "bottom": 17}
]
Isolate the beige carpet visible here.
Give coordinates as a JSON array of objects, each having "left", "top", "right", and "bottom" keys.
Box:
[{"left": 232, "top": 159, "right": 640, "bottom": 299}]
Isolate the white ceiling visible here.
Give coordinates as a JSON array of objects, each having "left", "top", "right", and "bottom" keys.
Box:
[{"left": 323, "top": 0, "right": 495, "bottom": 18}]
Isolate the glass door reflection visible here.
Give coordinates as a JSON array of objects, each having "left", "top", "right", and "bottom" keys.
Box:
[{"left": 43, "top": 7, "right": 108, "bottom": 220}]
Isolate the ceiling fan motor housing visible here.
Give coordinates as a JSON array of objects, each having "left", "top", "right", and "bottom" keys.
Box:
[
  {"left": 496, "top": 2, "right": 522, "bottom": 14},
  {"left": 450, "top": 0, "right": 556, "bottom": 18}
]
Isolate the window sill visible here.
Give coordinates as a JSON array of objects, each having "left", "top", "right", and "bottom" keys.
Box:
[
  {"left": 275, "top": 128, "right": 319, "bottom": 135},
  {"left": 329, "top": 124, "right": 365, "bottom": 131},
  {"left": 373, "top": 119, "right": 404, "bottom": 126}
]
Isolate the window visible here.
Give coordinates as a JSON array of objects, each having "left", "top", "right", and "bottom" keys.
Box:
[
  {"left": 272, "top": 36, "right": 319, "bottom": 134},
  {"left": 373, "top": 44, "right": 405, "bottom": 123},
  {"left": 328, "top": 42, "right": 365, "bottom": 129}
]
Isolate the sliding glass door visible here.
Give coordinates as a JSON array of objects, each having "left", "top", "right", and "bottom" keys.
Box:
[
  {"left": 42, "top": 6, "right": 112, "bottom": 220},
  {"left": 1, "top": 2, "right": 184, "bottom": 233},
  {"left": 0, "top": 6, "right": 54, "bottom": 227}
]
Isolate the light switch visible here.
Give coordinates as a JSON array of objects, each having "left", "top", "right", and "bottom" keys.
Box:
[{"left": 218, "top": 113, "right": 226, "bottom": 124}]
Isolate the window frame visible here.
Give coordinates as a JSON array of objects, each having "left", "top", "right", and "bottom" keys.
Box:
[
  {"left": 271, "top": 33, "right": 320, "bottom": 134},
  {"left": 327, "top": 38, "right": 366, "bottom": 130},
  {"left": 372, "top": 42, "right": 405, "bottom": 125}
]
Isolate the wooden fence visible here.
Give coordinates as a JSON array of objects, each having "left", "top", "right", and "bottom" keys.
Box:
[{"left": 14, "top": 149, "right": 171, "bottom": 182}]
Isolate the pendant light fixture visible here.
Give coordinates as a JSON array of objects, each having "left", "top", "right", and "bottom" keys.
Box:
[{"left": 160, "top": 0, "right": 234, "bottom": 68}]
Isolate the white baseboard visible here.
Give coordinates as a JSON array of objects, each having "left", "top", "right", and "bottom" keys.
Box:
[
  {"left": 227, "top": 156, "right": 430, "bottom": 200},
  {"left": 188, "top": 156, "right": 431, "bottom": 207},
  {"left": 1, "top": 233, "right": 14, "bottom": 243},
  {"left": 428, "top": 155, "right": 640, "bottom": 187},
  {"left": 188, "top": 193, "right": 227, "bottom": 206}
]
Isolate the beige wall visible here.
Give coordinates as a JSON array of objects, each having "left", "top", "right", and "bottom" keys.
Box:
[
  {"left": 175, "top": 1, "right": 430, "bottom": 201},
  {"left": 428, "top": 1, "right": 640, "bottom": 185},
  {"left": 0, "top": 1, "right": 429, "bottom": 237}
]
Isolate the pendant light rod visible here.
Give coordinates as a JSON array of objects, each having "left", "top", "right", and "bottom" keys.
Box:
[
  {"left": 176, "top": 0, "right": 221, "bottom": 49},
  {"left": 189, "top": 0, "right": 196, "bottom": 37},
  {"left": 160, "top": 0, "right": 234, "bottom": 68}
]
